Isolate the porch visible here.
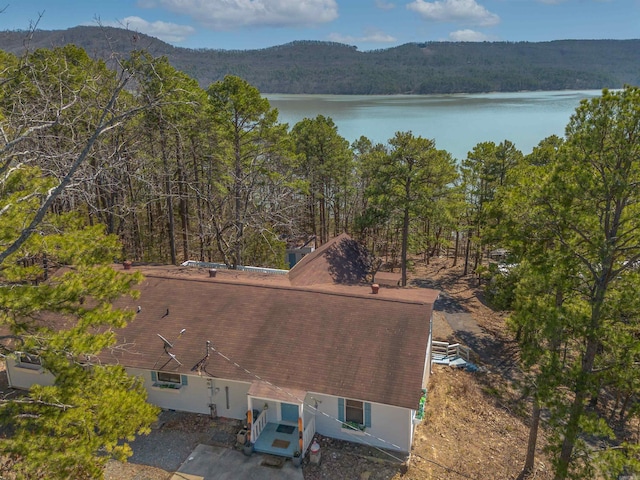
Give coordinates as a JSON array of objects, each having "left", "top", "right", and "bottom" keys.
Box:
[
  {"left": 431, "top": 340, "right": 471, "bottom": 368},
  {"left": 247, "top": 381, "right": 316, "bottom": 458},
  {"left": 253, "top": 421, "right": 299, "bottom": 457}
]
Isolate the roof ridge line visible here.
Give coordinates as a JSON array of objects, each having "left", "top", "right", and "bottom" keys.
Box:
[{"left": 142, "top": 272, "right": 431, "bottom": 305}]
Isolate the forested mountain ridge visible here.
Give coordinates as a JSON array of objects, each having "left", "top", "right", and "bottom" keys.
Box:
[
  {"left": 2, "top": 29, "right": 640, "bottom": 479},
  {"left": 1, "top": 26, "right": 639, "bottom": 94}
]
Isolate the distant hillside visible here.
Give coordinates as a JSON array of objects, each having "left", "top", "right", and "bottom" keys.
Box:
[{"left": 1, "top": 26, "right": 639, "bottom": 94}]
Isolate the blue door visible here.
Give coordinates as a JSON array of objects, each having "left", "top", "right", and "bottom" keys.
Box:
[{"left": 281, "top": 403, "right": 299, "bottom": 423}]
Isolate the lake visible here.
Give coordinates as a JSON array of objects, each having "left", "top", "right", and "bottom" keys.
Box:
[{"left": 265, "top": 90, "right": 604, "bottom": 161}]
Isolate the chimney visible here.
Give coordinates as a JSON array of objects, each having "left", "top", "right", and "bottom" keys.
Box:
[
  {"left": 209, "top": 269, "right": 217, "bottom": 278},
  {"left": 371, "top": 283, "right": 379, "bottom": 294}
]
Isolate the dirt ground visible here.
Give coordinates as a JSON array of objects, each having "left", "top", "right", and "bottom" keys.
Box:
[
  {"left": 395, "top": 257, "right": 552, "bottom": 480},
  {"left": 102, "top": 256, "right": 554, "bottom": 480},
  {"left": 2, "top": 256, "right": 553, "bottom": 479}
]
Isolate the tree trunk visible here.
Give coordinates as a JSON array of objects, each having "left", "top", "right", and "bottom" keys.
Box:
[
  {"left": 452, "top": 230, "right": 459, "bottom": 267},
  {"left": 191, "top": 139, "right": 206, "bottom": 261},
  {"left": 473, "top": 224, "right": 481, "bottom": 272},
  {"left": 146, "top": 203, "right": 153, "bottom": 258},
  {"left": 319, "top": 188, "right": 327, "bottom": 245},
  {"left": 428, "top": 225, "right": 442, "bottom": 262},
  {"left": 519, "top": 397, "right": 541, "bottom": 479},
  {"left": 176, "top": 141, "right": 189, "bottom": 263},
  {"left": 555, "top": 341, "right": 598, "bottom": 479},
  {"left": 425, "top": 219, "right": 430, "bottom": 265},
  {"left": 165, "top": 177, "right": 177, "bottom": 264},
  {"left": 309, "top": 191, "right": 317, "bottom": 247},
  {"left": 463, "top": 234, "right": 471, "bottom": 276},
  {"left": 618, "top": 392, "right": 631, "bottom": 425},
  {"left": 233, "top": 131, "right": 243, "bottom": 268},
  {"left": 555, "top": 291, "right": 605, "bottom": 479},
  {"left": 401, "top": 204, "right": 409, "bottom": 287},
  {"left": 160, "top": 133, "right": 177, "bottom": 265},
  {"left": 333, "top": 187, "right": 341, "bottom": 237}
]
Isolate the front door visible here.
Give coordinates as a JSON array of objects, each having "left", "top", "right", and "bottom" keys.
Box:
[{"left": 281, "top": 403, "right": 298, "bottom": 423}]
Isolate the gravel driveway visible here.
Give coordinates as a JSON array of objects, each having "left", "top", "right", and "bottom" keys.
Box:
[
  {"left": 104, "top": 410, "right": 242, "bottom": 479},
  {"left": 129, "top": 411, "right": 241, "bottom": 471},
  {"left": 105, "top": 409, "right": 405, "bottom": 480}
]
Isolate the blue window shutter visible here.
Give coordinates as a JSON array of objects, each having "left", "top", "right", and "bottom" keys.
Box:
[
  {"left": 338, "top": 398, "right": 344, "bottom": 422},
  {"left": 151, "top": 371, "right": 157, "bottom": 383},
  {"left": 181, "top": 375, "right": 188, "bottom": 386},
  {"left": 364, "top": 402, "right": 372, "bottom": 428}
]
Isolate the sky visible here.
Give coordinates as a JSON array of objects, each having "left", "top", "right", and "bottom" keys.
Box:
[{"left": 2, "top": 0, "right": 639, "bottom": 51}]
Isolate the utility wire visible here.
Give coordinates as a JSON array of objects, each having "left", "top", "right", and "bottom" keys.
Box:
[
  {"left": 209, "top": 345, "right": 405, "bottom": 458},
  {"left": 205, "top": 343, "right": 477, "bottom": 479},
  {"left": 412, "top": 453, "right": 477, "bottom": 479}
]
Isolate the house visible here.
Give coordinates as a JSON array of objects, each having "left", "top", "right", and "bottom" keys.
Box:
[
  {"left": 285, "top": 236, "right": 316, "bottom": 268},
  {"left": 6, "top": 235, "right": 438, "bottom": 459}
]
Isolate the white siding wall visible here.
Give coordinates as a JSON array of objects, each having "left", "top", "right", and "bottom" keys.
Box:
[
  {"left": 5, "top": 357, "right": 55, "bottom": 389},
  {"left": 307, "top": 392, "right": 413, "bottom": 453},
  {"left": 303, "top": 396, "right": 316, "bottom": 424},
  {"left": 249, "top": 399, "right": 286, "bottom": 424},
  {"left": 208, "top": 379, "right": 251, "bottom": 420},
  {"left": 5, "top": 360, "right": 251, "bottom": 421},
  {"left": 127, "top": 368, "right": 251, "bottom": 419},
  {"left": 5, "top": 360, "right": 415, "bottom": 452},
  {"left": 422, "top": 313, "right": 434, "bottom": 387}
]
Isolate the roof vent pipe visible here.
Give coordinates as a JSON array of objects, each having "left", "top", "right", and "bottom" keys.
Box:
[{"left": 371, "top": 284, "right": 379, "bottom": 294}]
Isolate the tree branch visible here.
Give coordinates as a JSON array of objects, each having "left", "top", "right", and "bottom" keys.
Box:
[
  {"left": 0, "top": 398, "right": 76, "bottom": 410},
  {"left": 0, "top": 69, "right": 146, "bottom": 264}
]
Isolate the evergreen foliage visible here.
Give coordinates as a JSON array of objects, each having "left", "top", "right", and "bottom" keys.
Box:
[
  {"left": 1, "top": 36, "right": 639, "bottom": 479},
  {"left": 0, "top": 167, "right": 159, "bottom": 479},
  {"left": 291, "top": 115, "right": 352, "bottom": 245},
  {"left": 361, "top": 132, "right": 457, "bottom": 285},
  {"left": 1, "top": 27, "right": 639, "bottom": 93},
  {"left": 497, "top": 87, "right": 640, "bottom": 479}
]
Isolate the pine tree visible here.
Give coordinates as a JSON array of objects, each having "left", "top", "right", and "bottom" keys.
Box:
[{"left": 502, "top": 87, "right": 640, "bottom": 479}]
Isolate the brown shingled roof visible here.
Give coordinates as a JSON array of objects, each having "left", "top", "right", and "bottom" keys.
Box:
[
  {"left": 105, "top": 264, "right": 439, "bottom": 410},
  {"left": 288, "top": 233, "right": 372, "bottom": 287}
]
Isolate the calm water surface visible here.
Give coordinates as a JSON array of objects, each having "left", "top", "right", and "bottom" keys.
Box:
[{"left": 266, "top": 90, "right": 603, "bottom": 161}]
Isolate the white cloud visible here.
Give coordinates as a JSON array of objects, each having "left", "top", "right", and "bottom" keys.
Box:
[
  {"left": 449, "top": 29, "right": 492, "bottom": 41},
  {"left": 538, "top": 0, "right": 609, "bottom": 3},
  {"left": 329, "top": 28, "right": 397, "bottom": 44},
  {"left": 107, "top": 16, "right": 195, "bottom": 42},
  {"left": 375, "top": 0, "right": 396, "bottom": 10},
  {"left": 140, "top": 0, "right": 339, "bottom": 30},
  {"left": 407, "top": 0, "right": 500, "bottom": 27}
]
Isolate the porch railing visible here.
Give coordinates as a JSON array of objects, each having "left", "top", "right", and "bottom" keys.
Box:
[
  {"left": 251, "top": 409, "right": 268, "bottom": 443},
  {"left": 181, "top": 260, "right": 289, "bottom": 275},
  {"left": 432, "top": 341, "right": 471, "bottom": 362},
  {"left": 302, "top": 415, "right": 316, "bottom": 457}
]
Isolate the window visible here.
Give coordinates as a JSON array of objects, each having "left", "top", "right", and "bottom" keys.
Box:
[
  {"left": 345, "top": 399, "right": 364, "bottom": 425},
  {"left": 157, "top": 372, "right": 181, "bottom": 384},
  {"left": 151, "top": 371, "right": 187, "bottom": 390},
  {"left": 338, "top": 398, "right": 372, "bottom": 431},
  {"left": 16, "top": 353, "right": 42, "bottom": 370}
]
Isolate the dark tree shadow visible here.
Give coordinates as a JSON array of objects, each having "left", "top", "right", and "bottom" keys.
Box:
[
  {"left": 324, "top": 237, "right": 371, "bottom": 285},
  {"left": 411, "top": 279, "right": 470, "bottom": 314}
]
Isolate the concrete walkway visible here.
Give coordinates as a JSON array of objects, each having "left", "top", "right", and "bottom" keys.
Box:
[{"left": 170, "top": 444, "right": 305, "bottom": 480}]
